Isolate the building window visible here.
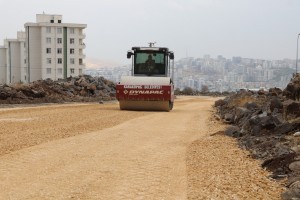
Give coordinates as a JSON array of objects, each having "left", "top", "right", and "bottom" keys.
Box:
[
  {"left": 79, "top": 58, "right": 83, "bottom": 65},
  {"left": 57, "top": 27, "right": 62, "bottom": 34},
  {"left": 46, "top": 27, "right": 51, "bottom": 33},
  {"left": 70, "top": 58, "right": 75, "bottom": 64},
  {"left": 69, "top": 28, "right": 75, "bottom": 34},
  {"left": 70, "top": 68, "right": 75, "bottom": 74},
  {"left": 57, "top": 38, "right": 62, "bottom": 44},
  {"left": 58, "top": 58, "right": 63, "bottom": 64},
  {"left": 50, "top": 20, "right": 54, "bottom": 23},
  {"left": 79, "top": 69, "right": 82, "bottom": 75},
  {"left": 46, "top": 48, "right": 51, "bottom": 54},
  {"left": 58, "top": 20, "right": 61, "bottom": 23},
  {"left": 24, "top": 59, "right": 26, "bottom": 64},
  {"left": 57, "top": 48, "right": 62, "bottom": 54},
  {"left": 46, "top": 68, "right": 52, "bottom": 74},
  {"left": 70, "top": 38, "right": 75, "bottom": 44},
  {"left": 46, "top": 37, "right": 51, "bottom": 44},
  {"left": 57, "top": 68, "right": 63, "bottom": 74},
  {"left": 47, "top": 58, "right": 51, "bottom": 64},
  {"left": 70, "top": 48, "right": 75, "bottom": 54}
]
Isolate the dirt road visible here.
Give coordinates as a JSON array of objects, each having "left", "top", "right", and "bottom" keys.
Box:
[{"left": 0, "top": 97, "right": 284, "bottom": 199}]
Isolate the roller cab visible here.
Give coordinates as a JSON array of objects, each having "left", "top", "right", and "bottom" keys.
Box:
[{"left": 116, "top": 43, "right": 175, "bottom": 111}]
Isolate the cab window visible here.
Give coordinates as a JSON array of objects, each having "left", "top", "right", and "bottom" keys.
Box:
[{"left": 134, "top": 52, "right": 166, "bottom": 75}]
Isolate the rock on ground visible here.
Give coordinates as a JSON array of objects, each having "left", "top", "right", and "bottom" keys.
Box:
[
  {"left": 0, "top": 75, "right": 116, "bottom": 104},
  {"left": 215, "top": 73, "right": 300, "bottom": 199}
]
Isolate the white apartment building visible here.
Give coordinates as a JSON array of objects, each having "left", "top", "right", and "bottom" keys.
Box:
[
  {"left": 0, "top": 46, "right": 6, "bottom": 84},
  {"left": 24, "top": 14, "right": 87, "bottom": 82},
  {"left": 0, "top": 32, "right": 26, "bottom": 84},
  {"left": 0, "top": 14, "right": 87, "bottom": 84}
]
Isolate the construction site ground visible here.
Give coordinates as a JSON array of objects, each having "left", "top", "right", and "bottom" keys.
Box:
[{"left": 0, "top": 96, "right": 285, "bottom": 199}]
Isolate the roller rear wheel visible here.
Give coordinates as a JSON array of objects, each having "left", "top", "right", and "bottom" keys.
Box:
[{"left": 119, "top": 101, "right": 171, "bottom": 112}]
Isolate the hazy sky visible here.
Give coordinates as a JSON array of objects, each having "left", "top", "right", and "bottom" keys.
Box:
[{"left": 1, "top": 0, "right": 300, "bottom": 66}]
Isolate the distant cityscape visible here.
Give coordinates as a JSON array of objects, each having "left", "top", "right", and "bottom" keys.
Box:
[{"left": 85, "top": 55, "right": 295, "bottom": 92}]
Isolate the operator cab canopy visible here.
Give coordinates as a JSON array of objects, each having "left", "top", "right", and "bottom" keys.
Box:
[{"left": 127, "top": 47, "right": 174, "bottom": 77}]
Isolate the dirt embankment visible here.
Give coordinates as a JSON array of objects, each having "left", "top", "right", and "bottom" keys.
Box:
[
  {"left": 215, "top": 73, "right": 300, "bottom": 199},
  {"left": 0, "top": 75, "right": 116, "bottom": 104}
]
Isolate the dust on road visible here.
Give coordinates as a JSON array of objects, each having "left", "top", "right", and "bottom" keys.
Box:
[{"left": 0, "top": 97, "right": 284, "bottom": 199}]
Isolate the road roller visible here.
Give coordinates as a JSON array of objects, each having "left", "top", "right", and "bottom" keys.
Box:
[{"left": 116, "top": 43, "right": 175, "bottom": 111}]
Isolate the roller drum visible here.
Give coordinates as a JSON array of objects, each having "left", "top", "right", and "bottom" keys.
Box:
[{"left": 117, "top": 76, "right": 173, "bottom": 111}]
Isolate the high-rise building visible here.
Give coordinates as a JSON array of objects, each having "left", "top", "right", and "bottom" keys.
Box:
[{"left": 24, "top": 14, "right": 87, "bottom": 82}]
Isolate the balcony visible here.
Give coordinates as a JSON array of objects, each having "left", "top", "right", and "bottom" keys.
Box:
[
  {"left": 79, "top": 43, "right": 86, "bottom": 49},
  {"left": 79, "top": 53, "right": 86, "bottom": 59},
  {"left": 79, "top": 33, "right": 86, "bottom": 39}
]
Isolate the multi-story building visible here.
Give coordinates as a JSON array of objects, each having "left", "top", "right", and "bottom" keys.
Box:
[
  {"left": 0, "top": 14, "right": 87, "bottom": 84},
  {"left": 24, "top": 14, "right": 87, "bottom": 82},
  {"left": 0, "top": 45, "right": 6, "bottom": 84},
  {"left": 0, "top": 31, "right": 26, "bottom": 84}
]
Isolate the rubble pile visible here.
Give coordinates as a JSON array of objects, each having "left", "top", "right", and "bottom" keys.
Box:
[
  {"left": 214, "top": 73, "right": 300, "bottom": 199},
  {"left": 0, "top": 75, "right": 116, "bottom": 104},
  {"left": 174, "top": 87, "right": 233, "bottom": 97}
]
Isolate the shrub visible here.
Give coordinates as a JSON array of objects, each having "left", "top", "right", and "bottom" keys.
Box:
[{"left": 182, "top": 87, "right": 194, "bottom": 95}]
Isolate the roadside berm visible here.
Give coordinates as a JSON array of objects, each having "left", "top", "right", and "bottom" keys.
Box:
[
  {"left": 215, "top": 73, "right": 300, "bottom": 199},
  {"left": 0, "top": 75, "right": 116, "bottom": 104}
]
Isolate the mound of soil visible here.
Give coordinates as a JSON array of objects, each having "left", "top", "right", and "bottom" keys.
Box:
[
  {"left": 215, "top": 73, "right": 300, "bottom": 199},
  {"left": 0, "top": 75, "right": 116, "bottom": 104}
]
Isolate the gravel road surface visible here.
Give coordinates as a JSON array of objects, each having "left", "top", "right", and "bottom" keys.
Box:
[{"left": 0, "top": 96, "right": 284, "bottom": 199}]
